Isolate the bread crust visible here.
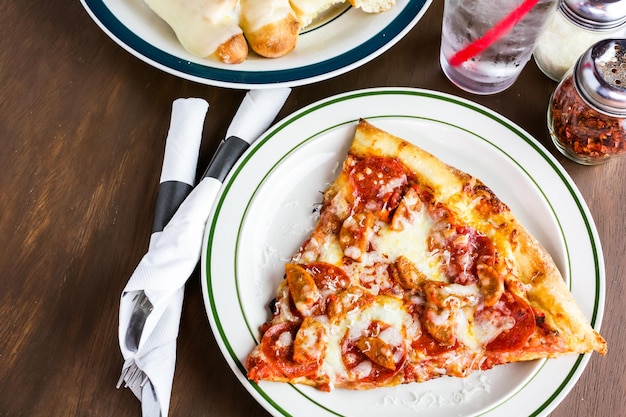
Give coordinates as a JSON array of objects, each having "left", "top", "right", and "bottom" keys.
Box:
[
  {"left": 290, "top": 0, "right": 346, "bottom": 28},
  {"left": 215, "top": 33, "right": 248, "bottom": 64},
  {"left": 241, "top": 14, "right": 300, "bottom": 58},
  {"left": 348, "top": 0, "right": 395, "bottom": 13}
]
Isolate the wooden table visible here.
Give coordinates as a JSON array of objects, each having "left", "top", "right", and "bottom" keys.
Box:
[{"left": 1, "top": 1, "right": 624, "bottom": 416}]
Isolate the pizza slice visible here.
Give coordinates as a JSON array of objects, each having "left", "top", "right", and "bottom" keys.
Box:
[{"left": 245, "top": 119, "right": 607, "bottom": 391}]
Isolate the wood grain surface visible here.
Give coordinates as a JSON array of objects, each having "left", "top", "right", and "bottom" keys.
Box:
[{"left": 1, "top": 1, "right": 624, "bottom": 416}]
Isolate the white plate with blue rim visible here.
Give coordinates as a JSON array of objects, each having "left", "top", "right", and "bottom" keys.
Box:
[
  {"left": 80, "top": 0, "right": 432, "bottom": 89},
  {"left": 201, "top": 87, "right": 605, "bottom": 416}
]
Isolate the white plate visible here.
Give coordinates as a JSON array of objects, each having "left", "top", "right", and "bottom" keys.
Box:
[
  {"left": 80, "top": 0, "right": 432, "bottom": 89},
  {"left": 201, "top": 88, "right": 605, "bottom": 416}
]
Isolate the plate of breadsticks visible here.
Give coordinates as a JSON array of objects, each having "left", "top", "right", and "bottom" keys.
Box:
[{"left": 81, "top": 0, "right": 432, "bottom": 88}]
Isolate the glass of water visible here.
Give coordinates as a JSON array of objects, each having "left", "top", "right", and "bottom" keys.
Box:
[{"left": 440, "top": 0, "right": 558, "bottom": 95}]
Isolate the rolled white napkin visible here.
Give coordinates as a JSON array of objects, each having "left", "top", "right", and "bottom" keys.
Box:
[
  {"left": 118, "top": 97, "right": 208, "bottom": 411},
  {"left": 117, "top": 88, "right": 291, "bottom": 417}
]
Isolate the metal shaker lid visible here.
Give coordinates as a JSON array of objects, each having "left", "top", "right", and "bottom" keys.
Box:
[
  {"left": 574, "top": 39, "right": 626, "bottom": 116},
  {"left": 562, "top": 0, "right": 626, "bottom": 30}
]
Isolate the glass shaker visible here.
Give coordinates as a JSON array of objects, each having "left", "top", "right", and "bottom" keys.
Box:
[
  {"left": 534, "top": 0, "right": 626, "bottom": 81},
  {"left": 547, "top": 39, "right": 626, "bottom": 165}
]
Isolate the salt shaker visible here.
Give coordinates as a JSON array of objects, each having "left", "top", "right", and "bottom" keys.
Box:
[
  {"left": 534, "top": 0, "right": 626, "bottom": 81},
  {"left": 547, "top": 39, "right": 626, "bottom": 165}
]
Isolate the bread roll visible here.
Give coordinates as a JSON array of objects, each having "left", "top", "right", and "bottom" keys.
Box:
[
  {"left": 349, "top": 0, "right": 395, "bottom": 13},
  {"left": 240, "top": 0, "right": 299, "bottom": 58},
  {"left": 144, "top": 0, "right": 248, "bottom": 64},
  {"left": 289, "top": 0, "right": 346, "bottom": 29},
  {"left": 145, "top": 0, "right": 398, "bottom": 63}
]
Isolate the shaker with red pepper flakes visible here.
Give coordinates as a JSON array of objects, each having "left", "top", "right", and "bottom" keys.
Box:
[{"left": 547, "top": 38, "right": 626, "bottom": 165}]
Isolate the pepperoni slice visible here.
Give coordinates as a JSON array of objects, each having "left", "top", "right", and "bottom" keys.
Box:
[
  {"left": 303, "top": 262, "right": 351, "bottom": 293},
  {"left": 259, "top": 322, "right": 320, "bottom": 379},
  {"left": 349, "top": 156, "right": 408, "bottom": 219},
  {"left": 486, "top": 292, "right": 535, "bottom": 352}
]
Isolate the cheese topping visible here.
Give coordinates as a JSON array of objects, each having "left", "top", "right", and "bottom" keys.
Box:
[
  {"left": 145, "top": 0, "right": 242, "bottom": 57},
  {"left": 321, "top": 296, "right": 411, "bottom": 384},
  {"left": 240, "top": 0, "right": 293, "bottom": 33},
  {"left": 290, "top": 0, "right": 344, "bottom": 27},
  {"left": 373, "top": 210, "right": 443, "bottom": 281}
]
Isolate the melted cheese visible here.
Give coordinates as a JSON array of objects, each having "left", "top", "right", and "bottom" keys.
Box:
[
  {"left": 469, "top": 313, "right": 515, "bottom": 348},
  {"left": 290, "top": 0, "right": 344, "bottom": 27},
  {"left": 145, "top": 0, "right": 242, "bottom": 57},
  {"left": 316, "top": 237, "right": 344, "bottom": 265},
  {"left": 373, "top": 207, "right": 443, "bottom": 281},
  {"left": 418, "top": 282, "right": 515, "bottom": 351},
  {"left": 240, "top": 0, "right": 292, "bottom": 32},
  {"left": 297, "top": 324, "right": 319, "bottom": 350},
  {"left": 439, "top": 283, "right": 481, "bottom": 306},
  {"left": 321, "top": 296, "right": 412, "bottom": 384},
  {"left": 276, "top": 329, "right": 292, "bottom": 347},
  {"left": 427, "top": 284, "right": 515, "bottom": 351}
]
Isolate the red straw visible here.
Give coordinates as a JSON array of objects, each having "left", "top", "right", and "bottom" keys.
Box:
[{"left": 448, "top": 0, "right": 540, "bottom": 67}]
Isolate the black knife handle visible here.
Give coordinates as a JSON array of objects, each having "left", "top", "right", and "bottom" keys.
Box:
[
  {"left": 152, "top": 181, "right": 194, "bottom": 234},
  {"left": 203, "top": 136, "right": 250, "bottom": 182}
]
